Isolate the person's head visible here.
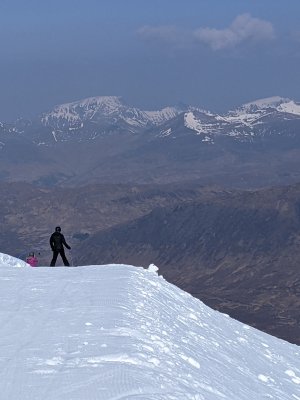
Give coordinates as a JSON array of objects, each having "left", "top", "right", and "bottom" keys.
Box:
[
  {"left": 55, "top": 226, "right": 61, "bottom": 233},
  {"left": 29, "top": 252, "right": 34, "bottom": 257}
]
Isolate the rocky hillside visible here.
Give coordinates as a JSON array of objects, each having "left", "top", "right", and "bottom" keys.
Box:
[
  {"left": 74, "top": 184, "right": 300, "bottom": 345},
  {"left": 0, "top": 181, "right": 207, "bottom": 261}
]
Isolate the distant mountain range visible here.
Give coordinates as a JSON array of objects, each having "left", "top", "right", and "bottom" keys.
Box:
[{"left": 1, "top": 95, "right": 300, "bottom": 187}]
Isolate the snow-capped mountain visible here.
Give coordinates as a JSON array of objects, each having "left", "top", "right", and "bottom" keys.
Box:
[
  {"left": 2, "top": 94, "right": 300, "bottom": 144},
  {"left": 158, "top": 96, "right": 300, "bottom": 141},
  {"left": 238, "top": 96, "right": 300, "bottom": 115},
  {"left": 224, "top": 96, "right": 300, "bottom": 126},
  {"left": 41, "top": 96, "right": 182, "bottom": 131},
  {"left": 1, "top": 95, "right": 300, "bottom": 188},
  {"left": 1, "top": 252, "right": 299, "bottom": 399}
]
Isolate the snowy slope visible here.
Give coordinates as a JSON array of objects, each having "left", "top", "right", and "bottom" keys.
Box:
[
  {"left": 162, "top": 97, "right": 300, "bottom": 140},
  {"left": 0, "top": 253, "right": 299, "bottom": 400},
  {"left": 225, "top": 96, "right": 300, "bottom": 126},
  {"left": 242, "top": 96, "right": 290, "bottom": 110},
  {"left": 0, "top": 252, "right": 28, "bottom": 268},
  {"left": 41, "top": 96, "right": 181, "bottom": 130},
  {"left": 183, "top": 110, "right": 221, "bottom": 140}
]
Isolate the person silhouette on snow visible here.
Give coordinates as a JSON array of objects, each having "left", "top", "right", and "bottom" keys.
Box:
[{"left": 50, "top": 226, "right": 71, "bottom": 266}]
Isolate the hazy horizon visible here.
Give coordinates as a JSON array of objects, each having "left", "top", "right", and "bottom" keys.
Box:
[{"left": 1, "top": 0, "right": 300, "bottom": 120}]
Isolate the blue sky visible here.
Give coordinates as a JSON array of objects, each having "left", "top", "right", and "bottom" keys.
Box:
[{"left": 1, "top": 0, "right": 300, "bottom": 120}]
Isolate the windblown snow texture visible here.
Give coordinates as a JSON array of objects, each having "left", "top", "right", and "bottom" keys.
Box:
[{"left": 0, "top": 253, "right": 299, "bottom": 400}]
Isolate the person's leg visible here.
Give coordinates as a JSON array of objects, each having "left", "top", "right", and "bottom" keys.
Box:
[
  {"left": 50, "top": 251, "right": 58, "bottom": 266},
  {"left": 60, "top": 249, "right": 70, "bottom": 266}
]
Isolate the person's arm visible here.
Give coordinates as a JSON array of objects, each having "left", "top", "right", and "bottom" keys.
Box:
[
  {"left": 62, "top": 235, "right": 71, "bottom": 250},
  {"left": 50, "top": 234, "right": 55, "bottom": 251}
]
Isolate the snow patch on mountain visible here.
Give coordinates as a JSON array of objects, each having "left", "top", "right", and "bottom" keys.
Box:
[
  {"left": 184, "top": 111, "right": 215, "bottom": 135},
  {"left": 185, "top": 112, "right": 203, "bottom": 134},
  {"left": 143, "top": 107, "right": 180, "bottom": 125},
  {"left": 237, "top": 96, "right": 300, "bottom": 118},
  {"left": 278, "top": 100, "right": 300, "bottom": 116},
  {"left": 158, "top": 128, "right": 172, "bottom": 137},
  {"left": 223, "top": 110, "right": 267, "bottom": 127},
  {"left": 41, "top": 96, "right": 182, "bottom": 130},
  {"left": 223, "top": 97, "right": 300, "bottom": 127},
  {"left": 41, "top": 96, "right": 123, "bottom": 126},
  {"left": 183, "top": 111, "right": 219, "bottom": 142},
  {"left": 242, "top": 96, "right": 290, "bottom": 110},
  {"left": 74, "top": 96, "right": 124, "bottom": 114}
]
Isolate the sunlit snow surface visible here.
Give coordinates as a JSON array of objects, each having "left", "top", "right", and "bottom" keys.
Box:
[{"left": 0, "top": 253, "right": 299, "bottom": 400}]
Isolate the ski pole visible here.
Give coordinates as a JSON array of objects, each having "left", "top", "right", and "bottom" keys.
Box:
[{"left": 69, "top": 250, "right": 74, "bottom": 267}]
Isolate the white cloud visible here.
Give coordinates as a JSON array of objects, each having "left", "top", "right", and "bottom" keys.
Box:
[
  {"left": 194, "top": 14, "right": 275, "bottom": 50},
  {"left": 137, "top": 15, "right": 275, "bottom": 52}
]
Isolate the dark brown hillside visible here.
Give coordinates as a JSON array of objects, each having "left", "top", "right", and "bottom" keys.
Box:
[
  {"left": 0, "top": 181, "right": 208, "bottom": 263},
  {"left": 75, "top": 186, "right": 300, "bottom": 344}
]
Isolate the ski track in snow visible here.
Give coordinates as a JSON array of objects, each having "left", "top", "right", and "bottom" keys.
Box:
[{"left": 0, "top": 256, "right": 299, "bottom": 400}]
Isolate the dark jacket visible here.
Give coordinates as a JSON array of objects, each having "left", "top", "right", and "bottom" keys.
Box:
[{"left": 50, "top": 232, "right": 71, "bottom": 251}]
